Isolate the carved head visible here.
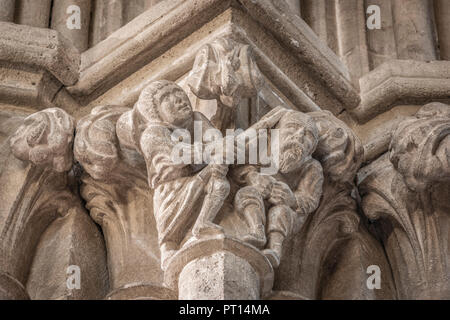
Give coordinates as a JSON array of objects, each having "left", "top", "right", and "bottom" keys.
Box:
[
  {"left": 308, "top": 110, "right": 364, "bottom": 183},
  {"left": 116, "top": 80, "right": 193, "bottom": 152},
  {"left": 390, "top": 102, "right": 450, "bottom": 191},
  {"left": 135, "top": 80, "right": 193, "bottom": 128},
  {"left": 9, "top": 108, "right": 75, "bottom": 172},
  {"left": 187, "top": 37, "right": 263, "bottom": 108},
  {"left": 275, "top": 111, "right": 319, "bottom": 174}
]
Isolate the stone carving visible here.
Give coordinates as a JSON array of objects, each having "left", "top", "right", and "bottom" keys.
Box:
[
  {"left": 116, "top": 81, "right": 231, "bottom": 269},
  {"left": 115, "top": 80, "right": 286, "bottom": 270},
  {"left": 233, "top": 110, "right": 324, "bottom": 267},
  {"left": 187, "top": 36, "right": 264, "bottom": 132},
  {"left": 75, "top": 105, "right": 173, "bottom": 300},
  {"left": 1, "top": 0, "right": 450, "bottom": 302},
  {"left": 359, "top": 102, "right": 450, "bottom": 299},
  {"left": 9, "top": 108, "right": 75, "bottom": 173},
  {"left": 271, "top": 110, "right": 396, "bottom": 299},
  {"left": 1, "top": 108, "right": 105, "bottom": 300}
]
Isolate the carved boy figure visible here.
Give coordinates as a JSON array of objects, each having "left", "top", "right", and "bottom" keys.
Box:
[
  {"left": 234, "top": 110, "right": 324, "bottom": 267},
  {"left": 117, "top": 80, "right": 231, "bottom": 268}
]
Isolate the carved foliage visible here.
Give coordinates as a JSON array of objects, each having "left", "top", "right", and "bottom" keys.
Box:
[
  {"left": 75, "top": 105, "right": 164, "bottom": 294},
  {"left": 9, "top": 108, "right": 75, "bottom": 173},
  {"left": 274, "top": 110, "right": 394, "bottom": 299},
  {"left": 74, "top": 105, "right": 130, "bottom": 180},
  {"left": 1, "top": 108, "right": 78, "bottom": 299},
  {"left": 359, "top": 103, "right": 450, "bottom": 299}
]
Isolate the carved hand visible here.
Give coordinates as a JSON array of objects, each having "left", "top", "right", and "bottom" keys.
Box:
[
  {"left": 247, "top": 171, "right": 276, "bottom": 198},
  {"left": 269, "top": 181, "right": 296, "bottom": 208}
]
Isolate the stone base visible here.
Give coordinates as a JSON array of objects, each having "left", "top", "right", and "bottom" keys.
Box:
[
  {"left": 105, "top": 283, "right": 176, "bottom": 300},
  {"left": 164, "top": 236, "right": 274, "bottom": 300}
]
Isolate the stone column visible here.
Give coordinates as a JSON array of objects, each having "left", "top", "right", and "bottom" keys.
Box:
[
  {"left": 301, "top": 0, "right": 326, "bottom": 42},
  {"left": 286, "top": 0, "right": 301, "bottom": 16},
  {"left": 0, "top": 0, "right": 15, "bottom": 22},
  {"left": 301, "top": 0, "right": 338, "bottom": 54},
  {"left": 365, "top": 0, "right": 398, "bottom": 69},
  {"left": 165, "top": 237, "right": 274, "bottom": 300},
  {"left": 147, "top": 0, "right": 163, "bottom": 7},
  {"left": 392, "top": 0, "right": 437, "bottom": 61},
  {"left": 51, "top": 0, "right": 92, "bottom": 52},
  {"left": 90, "top": 0, "right": 124, "bottom": 46},
  {"left": 123, "top": 0, "right": 150, "bottom": 24},
  {"left": 16, "top": 0, "right": 52, "bottom": 28},
  {"left": 335, "top": 0, "right": 370, "bottom": 83},
  {"left": 434, "top": 0, "right": 450, "bottom": 60},
  {"left": 74, "top": 106, "right": 176, "bottom": 300}
]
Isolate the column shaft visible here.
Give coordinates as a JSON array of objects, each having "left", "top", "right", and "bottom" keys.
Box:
[
  {"left": 90, "top": 0, "right": 124, "bottom": 46},
  {"left": 285, "top": 0, "right": 301, "bottom": 16},
  {"left": 301, "top": 0, "right": 337, "bottom": 53},
  {"left": 335, "top": 0, "right": 370, "bottom": 83},
  {"left": 365, "top": 0, "right": 398, "bottom": 69},
  {"left": 16, "top": 0, "right": 52, "bottom": 28},
  {"left": 392, "top": 0, "right": 437, "bottom": 61},
  {"left": 123, "top": 0, "right": 148, "bottom": 24},
  {"left": 51, "top": 0, "right": 92, "bottom": 52},
  {"left": 434, "top": 0, "right": 450, "bottom": 60},
  {"left": 0, "top": 0, "right": 15, "bottom": 22}
]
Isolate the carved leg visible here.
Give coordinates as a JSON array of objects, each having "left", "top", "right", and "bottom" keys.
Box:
[
  {"left": 192, "top": 166, "right": 230, "bottom": 237},
  {"left": 160, "top": 241, "right": 178, "bottom": 271},
  {"left": 235, "top": 186, "right": 267, "bottom": 248},
  {"left": 263, "top": 205, "right": 294, "bottom": 268}
]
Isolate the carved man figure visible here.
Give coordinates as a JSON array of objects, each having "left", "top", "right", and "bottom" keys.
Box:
[
  {"left": 234, "top": 110, "right": 324, "bottom": 267},
  {"left": 117, "top": 80, "right": 231, "bottom": 268}
]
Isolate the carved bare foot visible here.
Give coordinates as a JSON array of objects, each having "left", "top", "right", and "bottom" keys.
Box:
[{"left": 192, "top": 221, "right": 224, "bottom": 238}]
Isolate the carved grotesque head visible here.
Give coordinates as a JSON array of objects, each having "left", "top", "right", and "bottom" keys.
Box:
[
  {"left": 187, "top": 37, "right": 263, "bottom": 108},
  {"left": 9, "top": 108, "right": 75, "bottom": 172},
  {"left": 275, "top": 111, "right": 319, "bottom": 174}
]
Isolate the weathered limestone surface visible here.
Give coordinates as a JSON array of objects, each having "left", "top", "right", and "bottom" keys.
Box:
[
  {"left": 0, "top": 0, "right": 15, "bottom": 22},
  {"left": 90, "top": 0, "right": 124, "bottom": 46},
  {"left": 26, "top": 205, "right": 109, "bottom": 300},
  {"left": 354, "top": 60, "right": 450, "bottom": 123},
  {"left": 392, "top": 0, "right": 437, "bottom": 61},
  {"left": 434, "top": 0, "right": 450, "bottom": 60},
  {"left": 0, "top": 0, "right": 449, "bottom": 301},
  {"left": 0, "top": 22, "right": 80, "bottom": 86},
  {"left": 51, "top": 0, "right": 92, "bottom": 53},
  {"left": 16, "top": 0, "right": 52, "bottom": 28}
]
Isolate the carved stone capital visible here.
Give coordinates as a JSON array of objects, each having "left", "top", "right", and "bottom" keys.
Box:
[
  {"left": 75, "top": 105, "right": 170, "bottom": 299},
  {"left": 0, "top": 108, "right": 85, "bottom": 299}
]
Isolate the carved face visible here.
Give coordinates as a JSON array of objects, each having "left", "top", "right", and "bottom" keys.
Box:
[
  {"left": 277, "top": 113, "right": 318, "bottom": 174},
  {"left": 159, "top": 88, "right": 193, "bottom": 127}
]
